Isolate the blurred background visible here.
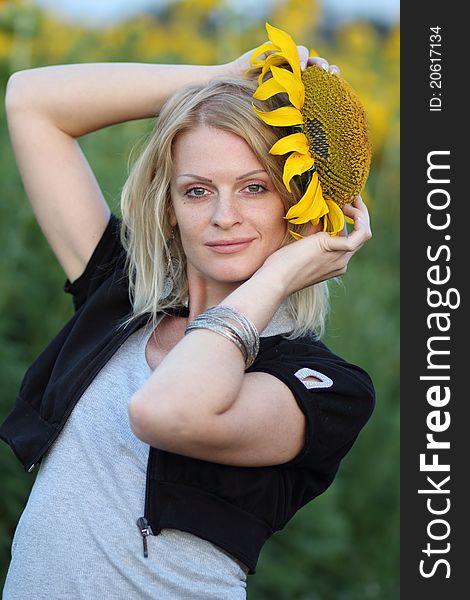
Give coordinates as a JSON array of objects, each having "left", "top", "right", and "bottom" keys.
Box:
[{"left": 0, "top": 0, "right": 399, "bottom": 598}]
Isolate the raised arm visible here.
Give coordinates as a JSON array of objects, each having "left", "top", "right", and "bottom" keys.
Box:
[{"left": 5, "top": 61, "right": 237, "bottom": 283}]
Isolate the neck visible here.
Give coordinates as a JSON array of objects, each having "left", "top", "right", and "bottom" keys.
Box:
[{"left": 186, "top": 271, "right": 243, "bottom": 321}]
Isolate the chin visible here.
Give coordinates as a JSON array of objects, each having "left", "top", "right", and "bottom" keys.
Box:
[
  {"left": 211, "top": 268, "right": 258, "bottom": 284},
  {"left": 208, "top": 259, "right": 264, "bottom": 284},
  {"left": 189, "top": 248, "right": 274, "bottom": 285}
]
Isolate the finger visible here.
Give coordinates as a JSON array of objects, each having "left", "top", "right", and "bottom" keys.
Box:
[
  {"left": 327, "top": 210, "right": 372, "bottom": 252},
  {"left": 345, "top": 212, "right": 372, "bottom": 248},
  {"left": 328, "top": 64, "right": 340, "bottom": 75},
  {"left": 352, "top": 194, "right": 366, "bottom": 208},
  {"left": 335, "top": 251, "right": 355, "bottom": 276},
  {"left": 308, "top": 56, "right": 329, "bottom": 72},
  {"left": 339, "top": 219, "right": 349, "bottom": 237},
  {"left": 298, "top": 45, "right": 309, "bottom": 70},
  {"left": 329, "top": 228, "right": 370, "bottom": 254},
  {"left": 342, "top": 205, "right": 368, "bottom": 228},
  {"left": 342, "top": 196, "right": 370, "bottom": 227}
]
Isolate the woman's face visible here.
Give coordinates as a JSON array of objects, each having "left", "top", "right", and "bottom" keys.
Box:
[{"left": 170, "top": 125, "right": 287, "bottom": 288}]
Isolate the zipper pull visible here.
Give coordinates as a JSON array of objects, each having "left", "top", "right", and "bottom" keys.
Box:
[{"left": 137, "top": 517, "right": 150, "bottom": 558}]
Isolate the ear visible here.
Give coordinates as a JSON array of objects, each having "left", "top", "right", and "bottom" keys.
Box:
[
  {"left": 168, "top": 202, "right": 177, "bottom": 227},
  {"left": 297, "top": 221, "right": 322, "bottom": 237},
  {"left": 307, "top": 221, "right": 323, "bottom": 234}
]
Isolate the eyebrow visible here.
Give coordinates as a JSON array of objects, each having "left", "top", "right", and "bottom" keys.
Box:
[
  {"left": 177, "top": 173, "right": 213, "bottom": 183},
  {"left": 236, "top": 169, "right": 267, "bottom": 180},
  {"left": 176, "top": 169, "right": 267, "bottom": 183}
]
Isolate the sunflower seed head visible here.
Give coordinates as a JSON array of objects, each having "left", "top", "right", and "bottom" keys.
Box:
[{"left": 301, "top": 66, "right": 372, "bottom": 207}]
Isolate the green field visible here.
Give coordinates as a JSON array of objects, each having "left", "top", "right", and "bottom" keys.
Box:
[{"left": 0, "top": 2, "right": 399, "bottom": 597}]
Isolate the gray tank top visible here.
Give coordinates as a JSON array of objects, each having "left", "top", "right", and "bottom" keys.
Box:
[{"left": 3, "top": 322, "right": 249, "bottom": 600}]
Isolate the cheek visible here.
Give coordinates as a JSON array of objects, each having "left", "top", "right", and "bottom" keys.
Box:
[
  {"left": 267, "top": 210, "right": 288, "bottom": 242},
  {"left": 170, "top": 195, "right": 198, "bottom": 231},
  {"left": 174, "top": 210, "right": 205, "bottom": 256}
]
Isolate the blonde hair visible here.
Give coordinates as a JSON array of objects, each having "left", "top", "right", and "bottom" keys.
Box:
[{"left": 120, "top": 76, "right": 329, "bottom": 338}]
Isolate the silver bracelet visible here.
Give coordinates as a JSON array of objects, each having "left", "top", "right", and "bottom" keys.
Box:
[
  {"left": 185, "top": 305, "right": 260, "bottom": 368},
  {"left": 187, "top": 318, "right": 248, "bottom": 363}
]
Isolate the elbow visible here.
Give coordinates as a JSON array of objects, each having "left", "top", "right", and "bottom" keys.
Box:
[
  {"left": 128, "top": 389, "right": 193, "bottom": 448},
  {"left": 5, "top": 70, "right": 29, "bottom": 113},
  {"left": 128, "top": 391, "right": 164, "bottom": 445},
  {"left": 5, "top": 68, "right": 48, "bottom": 115},
  {"left": 128, "top": 392, "right": 150, "bottom": 442}
]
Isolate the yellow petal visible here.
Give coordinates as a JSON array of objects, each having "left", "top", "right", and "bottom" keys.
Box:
[
  {"left": 250, "top": 41, "right": 278, "bottom": 64},
  {"left": 282, "top": 152, "right": 315, "bottom": 191},
  {"left": 269, "top": 132, "right": 310, "bottom": 156},
  {"left": 265, "top": 23, "right": 301, "bottom": 80},
  {"left": 252, "top": 104, "right": 303, "bottom": 127},
  {"left": 258, "top": 53, "right": 289, "bottom": 83},
  {"left": 309, "top": 48, "right": 319, "bottom": 57},
  {"left": 345, "top": 215, "right": 354, "bottom": 225},
  {"left": 285, "top": 172, "right": 328, "bottom": 224},
  {"left": 253, "top": 77, "right": 287, "bottom": 101},
  {"left": 243, "top": 60, "right": 272, "bottom": 79},
  {"left": 270, "top": 65, "right": 304, "bottom": 110},
  {"left": 324, "top": 200, "right": 345, "bottom": 235},
  {"left": 289, "top": 230, "right": 304, "bottom": 240}
]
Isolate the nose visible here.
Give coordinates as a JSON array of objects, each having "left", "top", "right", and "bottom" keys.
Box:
[{"left": 211, "top": 191, "right": 242, "bottom": 229}]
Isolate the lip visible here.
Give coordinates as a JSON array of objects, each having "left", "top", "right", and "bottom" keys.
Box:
[{"left": 205, "top": 238, "right": 255, "bottom": 254}]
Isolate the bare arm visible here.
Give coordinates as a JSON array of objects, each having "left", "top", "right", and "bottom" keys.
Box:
[
  {"left": 129, "top": 198, "right": 372, "bottom": 466},
  {"left": 5, "top": 61, "right": 236, "bottom": 283}
]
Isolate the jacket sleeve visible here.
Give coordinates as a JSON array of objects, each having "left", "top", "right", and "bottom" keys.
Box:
[
  {"left": 247, "top": 338, "right": 376, "bottom": 471},
  {"left": 63, "top": 213, "right": 125, "bottom": 312}
]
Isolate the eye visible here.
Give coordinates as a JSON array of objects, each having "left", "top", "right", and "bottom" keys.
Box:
[
  {"left": 185, "top": 187, "right": 209, "bottom": 197},
  {"left": 243, "top": 184, "right": 267, "bottom": 194}
]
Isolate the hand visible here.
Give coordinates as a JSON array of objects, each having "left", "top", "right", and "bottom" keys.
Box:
[
  {"left": 260, "top": 196, "right": 372, "bottom": 296},
  {"left": 228, "top": 46, "right": 341, "bottom": 79},
  {"left": 308, "top": 56, "right": 341, "bottom": 76}
]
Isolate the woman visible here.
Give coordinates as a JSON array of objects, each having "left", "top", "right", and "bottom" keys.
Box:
[{"left": 1, "top": 32, "right": 374, "bottom": 599}]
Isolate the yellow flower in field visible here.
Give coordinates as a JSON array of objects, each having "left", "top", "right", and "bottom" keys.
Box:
[{"left": 247, "top": 23, "right": 372, "bottom": 237}]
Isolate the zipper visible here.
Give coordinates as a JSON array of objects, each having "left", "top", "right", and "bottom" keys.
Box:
[
  {"left": 137, "top": 446, "right": 157, "bottom": 558},
  {"left": 144, "top": 447, "right": 153, "bottom": 523},
  {"left": 24, "top": 315, "right": 149, "bottom": 472},
  {"left": 136, "top": 517, "right": 151, "bottom": 558},
  {"left": 136, "top": 446, "right": 157, "bottom": 557}
]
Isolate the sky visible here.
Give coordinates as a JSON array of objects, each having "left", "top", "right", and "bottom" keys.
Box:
[{"left": 33, "top": 0, "right": 400, "bottom": 27}]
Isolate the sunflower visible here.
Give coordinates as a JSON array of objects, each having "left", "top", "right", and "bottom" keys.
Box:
[{"left": 247, "top": 23, "right": 372, "bottom": 238}]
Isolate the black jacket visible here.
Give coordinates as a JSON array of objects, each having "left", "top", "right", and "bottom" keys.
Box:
[{"left": 0, "top": 214, "right": 375, "bottom": 574}]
